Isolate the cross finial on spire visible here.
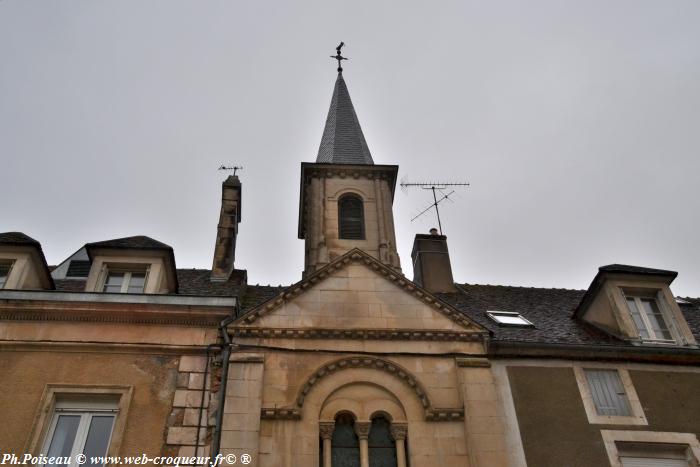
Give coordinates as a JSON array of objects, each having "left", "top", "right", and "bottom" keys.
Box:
[{"left": 330, "top": 41, "right": 348, "bottom": 73}]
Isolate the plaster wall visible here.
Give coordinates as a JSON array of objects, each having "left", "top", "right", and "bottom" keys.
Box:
[
  {"left": 506, "top": 362, "right": 700, "bottom": 467},
  {"left": 0, "top": 350, "right": 178, "bottom": 456}
]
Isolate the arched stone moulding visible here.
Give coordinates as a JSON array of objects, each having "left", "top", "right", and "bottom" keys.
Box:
[{"left": 259, "top": 355, "right": 464, "bottom": 422}]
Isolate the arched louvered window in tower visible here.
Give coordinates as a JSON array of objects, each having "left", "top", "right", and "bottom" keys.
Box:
[{"left": 338, "top": 195, "right": 365, "bottom": 240}]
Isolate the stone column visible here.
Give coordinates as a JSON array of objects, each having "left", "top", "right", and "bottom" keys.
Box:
[
  {"left": 355, "top": 422, "right": 371, "bottom": 467},
  {"left": 374, "top": 178, "right": 388, "bottom": 264},
  {"left": 319, "top": 422, "right": 335, "bottom": 467},
  {"left": 220, "top": 353, "right": 265, "bottom": 464},
  {"left": 456, "top": 357, "right": 509, "bottom": 467},
  {"left": 390, "top": 424, "right": 408, "bottom": 467}
]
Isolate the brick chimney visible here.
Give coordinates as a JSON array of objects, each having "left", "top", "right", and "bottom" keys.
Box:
[
  {"left": 411, "top": 229, "right": 457, "bottom": 293},
  {"left": 211, "top": 175, "right": 242, "bottom": 281}
]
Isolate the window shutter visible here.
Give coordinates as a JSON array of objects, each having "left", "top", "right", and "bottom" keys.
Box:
[
  {"left": 620, "top": 458, "right": 689, "bottom": 467},
  {"left": 585, "top": 369, "right": 632, "bottom": 416},
  {"left": 338, "top": 196, "right": 365, "bottom": 240}
]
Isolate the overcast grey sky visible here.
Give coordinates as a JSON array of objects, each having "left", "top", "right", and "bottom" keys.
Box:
[{"left": 1, "top": 1, "right": 699, "bottom": 296}]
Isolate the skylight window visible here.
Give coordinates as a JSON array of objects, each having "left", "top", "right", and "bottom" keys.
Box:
[{"left": 486, "top": 310, "right": 533, "bottom": 327}]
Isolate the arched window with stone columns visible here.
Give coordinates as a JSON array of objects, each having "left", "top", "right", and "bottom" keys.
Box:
[
  {"left": 308, "top": 357, "right": 426, "bottom": 467},
  {"left": 330, "top": 412, "right": 360, "bottom": 467},
  {"left": 368, "top": 415, "right": 396, "bottom": 467}
]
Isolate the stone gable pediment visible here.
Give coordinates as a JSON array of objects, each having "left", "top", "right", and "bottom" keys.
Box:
[{"left": 232, "top": 249, "right": 486, "bottom": 338}]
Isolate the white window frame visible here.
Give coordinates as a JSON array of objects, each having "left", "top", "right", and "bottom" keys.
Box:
[
  {"left": 573, "top": 366, "right": 647, "bottom": 425},
  {"left": 99, "top": 265, "right": 149, "bottom": 294},
  {"left": 601, "top": 430, "right": 700, "bottom": 467},
  {"left": 0, "top": 259, "right": 14, "bottom": 289},
  {"left": 40, "top": 399, "right": 118, "bottom": 467},
  {"left": 486, "top": 310, "right": 534, "bottom": 327},
  {"left": 26, "top": 385, "right": 132, "bottom": 459},
  {"left": 623, "top": 292, "right": 675, "bottom": 343}
]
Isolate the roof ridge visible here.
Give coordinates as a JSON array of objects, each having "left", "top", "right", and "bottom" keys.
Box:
[{"left": 458, "top": 282, "right": 586, "bottom": 292}]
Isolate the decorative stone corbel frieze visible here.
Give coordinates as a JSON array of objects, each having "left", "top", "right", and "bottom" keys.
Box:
[
  {"left": 455, "top": 357, "right": 491, "bottom": 368},
  {"left": 230, "top": 327, "right": 482, "bottom": 342}
]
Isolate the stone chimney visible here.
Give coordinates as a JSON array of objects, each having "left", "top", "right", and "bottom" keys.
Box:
[
  {"left": 211, "top": 175, "right": 242, "bottom": 281},
  {"left": 410, "top": 229, "right": 457, "bottom": 293}
]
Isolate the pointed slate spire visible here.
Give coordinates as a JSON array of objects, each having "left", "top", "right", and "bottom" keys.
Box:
[{"left": 316, "top": 72, "right": 374, "bottom": 165}]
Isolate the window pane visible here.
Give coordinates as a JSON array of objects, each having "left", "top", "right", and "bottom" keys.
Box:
[
  {"left": 0, "top": 263, "right": 10, "bottom": 288},
  {"left": 640, "top": 299, "right": 672, "bottom": 340},
  {"left": 585, "top": 369, "right": 632, "bottom": 416},
  {"left": 46, "top": 415, "right": 81, "bottom": 464},
  {"left": 626, "top": 298, "right": 650, "bottom": 339},
  {"left": 491, "top": 314, "right": 530, "bottom": 326},
  {"left": 103, "top": 273, "right": 124, "bottom": 293},
  {"left": 127, "top": 273, "right": 146, "bottom": 294},
  {"left": 83, "top": 416, "right": 115, "bottom": 466},
  {"left": 368, "top": 417, "right": 397, "bottom": 467},
  {"left": 331, "top": 414, "right": 360, "bottom": 467}
]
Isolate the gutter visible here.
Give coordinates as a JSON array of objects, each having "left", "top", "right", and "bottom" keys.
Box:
[
  {"left": 0, "top": 289, "right": 237, "bottom": 307},
  {"left": 490, "top": 340, "right": 700, "bottom": 364},
  {"left": 210, "top": 309, "right": 237, "bottom": 458}
]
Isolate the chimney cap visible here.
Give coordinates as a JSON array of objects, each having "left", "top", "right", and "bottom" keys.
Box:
[{"left": 429, "top": 228, "right": 439, "bottom": 235}]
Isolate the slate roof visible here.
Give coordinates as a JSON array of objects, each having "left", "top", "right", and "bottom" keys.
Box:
[
  {"left": 438, "top": 285, "right": 619, "bottom": 345},
  {"left": 316, "top": 72, "right": 374, "bottom": 165},
  {"left": 53, "top": 279, "right": 90, "bottom": 292},
  {"left": 0, "top": 232, "right": 41, "bottom": 245},
  {"left": 438, "top": 284, "right": 700, "bottom": 347},
  {"left": 54, "top": 268, "right": 248, "bottom": 297},
  {"left": 176, "top": 269, "right": 246, "bottom": 297},
  {"left": 240, "top": 284, "right": 287, "bottom": 312}
]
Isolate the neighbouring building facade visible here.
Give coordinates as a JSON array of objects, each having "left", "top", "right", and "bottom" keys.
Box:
[{"left": 1, "top": 63, "right": 700, "bottom": 467}]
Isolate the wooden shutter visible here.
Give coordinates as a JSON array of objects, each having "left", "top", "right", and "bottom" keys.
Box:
[
  {"left": 585, "top": 369, "right": 632, "bottom": 416},
  {"left": 620, "top": 458, "right": 689, "bottom": 467}
]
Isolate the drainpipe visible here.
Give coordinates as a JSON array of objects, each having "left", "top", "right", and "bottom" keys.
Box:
[{"left": 211, "top": 308, "right": 237, "bottom": 457}]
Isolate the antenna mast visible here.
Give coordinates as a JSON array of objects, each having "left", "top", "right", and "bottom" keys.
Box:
[{"left": 400, "top": 180, "right": 470, "bottom": 235}]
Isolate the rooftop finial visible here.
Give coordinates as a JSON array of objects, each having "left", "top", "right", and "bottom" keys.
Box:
[{"left": 330, "top": 41, "right": 348, "bottom": 73}]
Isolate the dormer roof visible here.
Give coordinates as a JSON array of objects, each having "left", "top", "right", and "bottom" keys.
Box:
[
  {"left": 0, "top": 231, "right": 55, "bottom": 290},
  {"left": 0, "top": 231, "right": 42, "bottom": 246},
  {"left": 574, "top": 264, "right": 678, "bottom": 319},
  {"left": 85, "top": 235, "right": 173, "bottom": 255}
]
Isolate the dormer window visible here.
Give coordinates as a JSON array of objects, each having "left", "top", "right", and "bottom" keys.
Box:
[
  {"left": 575, "top": 264, "right": 697, "bottom": 348},
  {"left": 0, "top": 260, "right": 13, "bottom": 289},
  {"left": 624, "top": 293, "right": 673, "bottom": 343},
  {"left": 101, "top": 266, "right": 148, "bottom": 294}
]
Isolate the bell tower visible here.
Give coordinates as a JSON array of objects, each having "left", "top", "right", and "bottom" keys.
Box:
[{"left": 298, "top": 53, "right": 401, "bottom": 277}]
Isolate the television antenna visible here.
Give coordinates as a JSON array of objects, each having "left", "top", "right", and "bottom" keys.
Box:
[
  {"left": 218, "top": 165, "right": 243, "bottom": 176},
  {"left": 400, "top": 179, "right": 470, "bottom": 235}
]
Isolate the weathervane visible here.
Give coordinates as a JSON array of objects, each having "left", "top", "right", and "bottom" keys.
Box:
[
  {"left": 330, "top": 42, "right": 348, "bottom": 73},
  {"left": 218, "top": 165, "right": 243, "bottom": 176},
  {"left": 401, "top": 180, "right": 470, "bottom": 235}
]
